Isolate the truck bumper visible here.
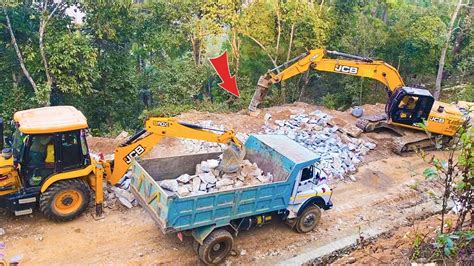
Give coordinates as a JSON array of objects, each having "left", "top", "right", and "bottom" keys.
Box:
[{"left": 324, "top": 199, "right": 333, "bottom": 210}]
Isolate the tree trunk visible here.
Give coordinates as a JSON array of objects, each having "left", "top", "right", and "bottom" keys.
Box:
[
  {"left": 434, "top": 0, "right": 463, "bottom": 100},
  {"left": 3, "top": 6, "right": 38, "bottom": 95},
  {"left": 452, "top": 7, "right": 472, "bottom": 57},
  {"left": 274, "top": 3, "right": 281, "bottom": 64},
  {"left": 286, "top": 23, "right": 295, "bottom": 62}
]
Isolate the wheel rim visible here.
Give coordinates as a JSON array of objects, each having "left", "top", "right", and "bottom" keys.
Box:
[
  {"left": 53, "top": 190, "right": 83, "bottom": 215},
  {"left": 303, "top": 213, "right": 316, "bottom": 228},
  {"left": 210, "top": 241, "right": 227, "bottom": 261}
]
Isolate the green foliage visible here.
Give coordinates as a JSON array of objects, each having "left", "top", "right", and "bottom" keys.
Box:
[{"left": 0, "top": 0, "right": 473, "bottom": 135}]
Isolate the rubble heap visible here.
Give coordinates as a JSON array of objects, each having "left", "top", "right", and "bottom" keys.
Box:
[
  {"left": 261, "top": 110, "right": 376, "bottom": 179},
  {"left": 159, "top": 159, "right": 273, "bottom": 197}
]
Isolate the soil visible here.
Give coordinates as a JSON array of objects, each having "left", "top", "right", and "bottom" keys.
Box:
[
  {"left": 332, "top": 213, "right": 468, "bottom": 265},
  {"left": 0, "top": 103, "right": 451, "bottom": 264}
]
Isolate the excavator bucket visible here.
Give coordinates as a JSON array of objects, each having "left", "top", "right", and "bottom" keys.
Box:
[
  {"left": 220, "top": 143, "right": 245, "bottom": 173},
  {"left": 248, "top": 75, "right": 273, "bottom": 113}
]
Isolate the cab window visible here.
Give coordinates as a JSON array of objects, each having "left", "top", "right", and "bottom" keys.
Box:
[
  {"left": 398, "top": 96, "right": 419, "bottom": 110},
  {"left": 301, "top": 166, "right": 314, "bottom": 182},
  {"left": 60, "top": 131, "right": 83, "bottom": 170}
]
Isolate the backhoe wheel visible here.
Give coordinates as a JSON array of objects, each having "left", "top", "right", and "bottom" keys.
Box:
[
  {"left": 295, "top": 205, "right": 321, "bottom": 234},
  {"left": 39, "top": 179, "right": 91, "bottom": 222},
  {"left": 198, "top": 229, "right": 233, "bottom": 264}
]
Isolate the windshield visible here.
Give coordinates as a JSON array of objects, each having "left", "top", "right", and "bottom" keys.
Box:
[{"left": 12, "top": 125, "right": 25, "bottom": 161}]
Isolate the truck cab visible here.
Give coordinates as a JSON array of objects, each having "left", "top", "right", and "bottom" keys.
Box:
[{"left": 0, "top": 106, "right": 93, "bottom": 220}]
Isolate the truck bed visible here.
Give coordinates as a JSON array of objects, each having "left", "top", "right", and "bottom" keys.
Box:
[{"left": 130, "top": 135, "right": 318, "bottom": 233}]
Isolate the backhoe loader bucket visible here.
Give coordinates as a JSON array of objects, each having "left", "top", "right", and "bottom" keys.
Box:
[{"left": 220, "top": 143, "right": 245, "bottom": 173}]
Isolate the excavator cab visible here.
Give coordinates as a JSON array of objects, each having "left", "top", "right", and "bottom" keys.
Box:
[{"left": 386, "top": 87, "right": 435, "bottom": 127}]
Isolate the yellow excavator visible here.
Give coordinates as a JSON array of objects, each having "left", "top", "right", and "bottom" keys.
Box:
[
  {"left": 0, "top": 106, "right": 242, "bottom": 221},
  {"left": 248, "top": 48, "right": 467, "bottom": 153}
]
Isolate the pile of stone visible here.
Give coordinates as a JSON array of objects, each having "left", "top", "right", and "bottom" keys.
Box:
[
  {"left": 104, "top": 171, "right": 138, "bottom": 209},
  {"left": 159, "top": 158, "right": 273, "bottom": 197},
  {"left": 261, "top": 110, "right": 376, "bottom": 179}
]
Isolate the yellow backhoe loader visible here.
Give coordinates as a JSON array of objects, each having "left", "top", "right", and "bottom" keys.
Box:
[
  {"left": 0, "top": 106, "right": 243, "bottom": 221},
  {"left": 248, "top": 48, "right": 468, "bottom": 153}
]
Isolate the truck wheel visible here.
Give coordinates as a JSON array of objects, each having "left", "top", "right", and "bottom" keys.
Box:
[
  {"left": 295, "top": 205, "right": 321, "bottom": 233},
  {"left": 39, "top": 179, "right": 91, "bottom": 222},
  {"left": 198, "top": 229, "right": 233, "bottom": 264}
]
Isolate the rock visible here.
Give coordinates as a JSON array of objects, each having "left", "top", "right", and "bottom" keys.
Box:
[
  {"left": 0, "top": 228, "right": 5, "bottom": 236},
  {"left": 352, "top": 157, "right": 361, "bottom": 164},
  {"left": 240, "top": 249, "right": 247, "bottom": 256},
  {"left": 192, "top": 176, "right": 202, "bottom": 192},
  {"left": 177, "top": 174, "right": 192, "bottom": 183},
  {"left": 200, "top": 161, "right": 211, "bottom": 172},
  {"left": 177, "top": 186, "right": 190, "bottom": 196},
  {"left": 359, "top": 146, "right": 370, "bottom": 156},
  {"left": 234, "top": 180, "right": 244, "bottom": 188},
  {"left": 264, "top": 113, "right": 272, "bottom": 122},
  {"left": 216, "top": 178, "right": 234, "bottom": 188},
  {"left": 222, "top": 172, "right": 239, "bottom": 180},
  {"left": 207, "top": 159, "right": 219, "bottom": 169},
  {"left": 364, "top": 141, "right": 377, "bottom": 150},
  {"left": 118, "top": 197, "right": 133, "bottom": 208},
  {"left": 349, "top": 175, "right": 357, "bottom": 182},
  {"left": 119, "top": 190, "right": 135, "bottom": 202},
  {"left": 347, "top": 257, "right": 357, "bottom": 264},
  {"left": 351, "top": 106, "right": 364, "bottom": 118},
  {"left": 199, "top": 172, "right": 217, "bottom": 184},
  {"left": 159, "top": 179, "right": 179, "bottom": 192},
  {"left": 115, "top": 131, "right": 129, "bottom": 141}
]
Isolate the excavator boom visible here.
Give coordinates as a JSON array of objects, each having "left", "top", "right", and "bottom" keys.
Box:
[{"left": 249, "top": 49, "right": 405, "bottom": 112}]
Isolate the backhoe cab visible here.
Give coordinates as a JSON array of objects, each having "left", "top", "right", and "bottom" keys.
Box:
[{"left": 0, "top": 106, "right": 93, "bottom": 220}]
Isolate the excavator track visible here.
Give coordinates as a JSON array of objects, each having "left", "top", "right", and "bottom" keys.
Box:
[
  {"left": 356, "top": 114, "right": 404, "bottom": 136},
  {"left": 390, "top": 132, "right": 451, "bottom": 155},
  {"left": 356, "top": 115, "right": 451, "bottom": 154}
]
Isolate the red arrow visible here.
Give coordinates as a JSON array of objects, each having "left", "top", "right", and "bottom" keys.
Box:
[{"left": 209, "top": 51, "right": 239, "bottom": 97}]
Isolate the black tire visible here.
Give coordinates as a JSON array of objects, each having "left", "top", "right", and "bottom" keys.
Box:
[
  {"left": 39, "top": 179, "right": 91, "bottom": 222},
  {"left": 295, "top": 205, "right": 321, "bottom": 233},
  {"left": 198, "top": 229, "right": 233, "bottom": 264}
]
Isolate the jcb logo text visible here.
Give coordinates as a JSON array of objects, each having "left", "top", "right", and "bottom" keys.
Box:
[
  {"left": 153, "top": 121, "right": 169, "bottom": 127},
  {"left": 335, "top": 65, "right": 358, "bottom": 74},
  {"left": 124, "top": 145, "right": 145, "bottom": 164}
]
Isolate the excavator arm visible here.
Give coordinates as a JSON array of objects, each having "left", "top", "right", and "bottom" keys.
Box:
[
  {"left": 105, "top": 117, "right": 242, "bottom": 185},
  {"left": 249, "top": 49, "right": 405, "bottom": 112}
]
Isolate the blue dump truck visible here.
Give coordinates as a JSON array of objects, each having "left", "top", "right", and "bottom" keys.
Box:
[{"left": 130, "top": 135, "right": 333, "bottom": 264}]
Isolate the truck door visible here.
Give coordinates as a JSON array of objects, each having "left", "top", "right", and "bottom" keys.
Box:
[{"left": 290, "top": 165, "right": 317, "bottom": 205}]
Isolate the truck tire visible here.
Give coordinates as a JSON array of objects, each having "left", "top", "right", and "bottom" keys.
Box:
[
  {"left": 198, "top": 229, "right": 233, "bottom": 264},
  {"left": 39, "top": 179, "right": 91, "bottom": 222},
  {"left": 295, "top": 205, "right": 321, "bottom": 233}
]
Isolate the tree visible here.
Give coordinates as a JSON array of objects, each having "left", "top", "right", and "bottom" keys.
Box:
[{"left": 434, "top": 0, "right": 464, "bottom": 100}]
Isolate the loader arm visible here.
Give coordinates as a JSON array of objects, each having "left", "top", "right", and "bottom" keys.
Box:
[
  {"left": 106, "top": 117, "right": 242, "bottom": 185},
  {"left": 249, "top": 49, "right": 405, "bottom": 112}
]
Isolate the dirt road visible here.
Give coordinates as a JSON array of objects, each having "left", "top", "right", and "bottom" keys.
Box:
[{"left": 0, "top": 103, "right": 444, "bottom": 264}]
